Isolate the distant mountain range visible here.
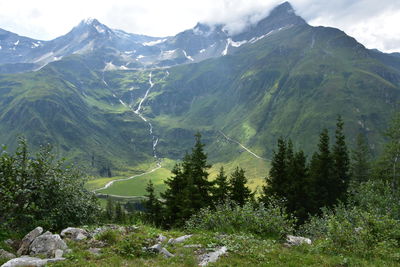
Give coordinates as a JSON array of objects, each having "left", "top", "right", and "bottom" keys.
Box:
[{"left": 1, "top": 2, "right": 399, "bottom": 179}]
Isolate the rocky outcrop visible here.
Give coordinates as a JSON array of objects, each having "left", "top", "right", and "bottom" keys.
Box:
[
  {"left": 60, "top": 227, "right": 89, "bottom": 241},
  {"left": 1, "top": 256, "right": 65, "bottom": 267},
  {"left": 199, "top": 246, "right": 227, "bottom": 266},
  {"left": 0, "top": 249, "right": 15, "bottom": 260},
  {"left": 29, "top": 233, "right": 68, "bottom": 257},
  {"left": 147, "top": 244, "right": 174, "bottom": 258},
  {"left": 168, "top": 234, "right": 192, "bottom": 244},
  {"left": 285, "top": 235, "right": 312, "bottom": 247},
  {"left": 17, "top": 227, "right": 43, "bottom": 256}
]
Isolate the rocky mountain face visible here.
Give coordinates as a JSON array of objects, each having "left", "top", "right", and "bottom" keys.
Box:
[
  {"left": 0, "top": 2, "right": 399, "bottom": 175},
  {"left": 0, "top": 2, "right": 308, "bottom": 73}
]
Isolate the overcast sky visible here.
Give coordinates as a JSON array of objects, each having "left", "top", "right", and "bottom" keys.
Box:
[{"left": 0, "top": 0, "right": 399, "bottom": 53}]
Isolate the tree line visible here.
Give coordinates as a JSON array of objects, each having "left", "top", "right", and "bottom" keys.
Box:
[{"left": 144, "top": 113, "right": 400, "bottom": 228}]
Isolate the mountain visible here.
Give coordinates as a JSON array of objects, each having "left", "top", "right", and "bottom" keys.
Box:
[
  {"left": 0, "top": 3, "right": 308, "bottom": 73},
  {"left": 0, "top": 2, "right": 399, "bottom": 179}
]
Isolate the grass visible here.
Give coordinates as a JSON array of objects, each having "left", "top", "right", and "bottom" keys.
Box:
[
  {"left": 44, "top": 224, "right": 400, "bottom": 267},
  {"left": 95, "top": 158, "right": 176, "bottom": 197}
]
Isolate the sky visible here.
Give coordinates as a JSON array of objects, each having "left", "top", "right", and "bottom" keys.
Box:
[{"left": 0, "top": 0, "right": 399, "bottom": 53}]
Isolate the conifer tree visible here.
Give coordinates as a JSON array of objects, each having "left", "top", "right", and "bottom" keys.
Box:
[
  {"left": 229, "top": 167, "right": 252, "bottom": 206},
  {"left": 161, "top": 163, "right": 185, "bottom": 226},
  {"left": 287, "top": 149, "right": 310, "bottom": 223},
  {"left": 351, "top": 133, "right": 371, "bottom": 185},
  {"left": 144, "top": 179, "right": 162, "bottom": 225},
  {"left": 214, "top": 166, "right": 230, "bottom": 203},
  {"left": 263, "top": 137, "right": 288, "bottom": 199},
  {"left": 309, "top": 128, "right": 333, "bottom": 212},
  {"left": 115, "top": 202, "right": 125, "bottom": 223},
  {"left": 332, "top": 115, "right": 350, "bottom": 202},
  {"left": 105, "top": 198, "right": 115, "bottom": 221}
]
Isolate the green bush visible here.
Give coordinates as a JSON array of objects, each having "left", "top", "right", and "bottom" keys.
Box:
[
  {"left": 299, "top": 204, "right": 400, "bottom": 260},
  {"left": 0, "top": 138, "right": 101, "bottom": 232},
  {"left": 115, "top": 232, "right": 154, "bottom": 258},
  {"left": 185, "top": 199, "right": 294, "bottom": 240},
  {"left": 96, "top": 229, "right": 120, "bottom": 245}
]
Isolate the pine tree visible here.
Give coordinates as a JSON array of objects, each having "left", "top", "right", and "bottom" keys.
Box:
[
  {"left": 287, "top": 149, "right": 310, "bottom": 223},
  {"left": 374, "top": 113, "right": 400, "bottom": 195},
  {"left": 105, "top": 198, "right": 115, "bottom": 221},
  {"left": 229, "top": 167, "right": 252, "bottom": 206},
  {"left": 332, "top": 115, "right": 350, "bottom": 202},
  {"left": 350, "top": 133, "right": 371, "bottom": 184},
  {"left": 189, "top": 132, "right": 213, "bottom": 208},
  {"left": 161, "top": 163, "right": 185, "bottom": 226},
  {"left": 263, "top": 137, "right": 288, "bottom": 199},
  {"left": 115, "top": 202, "right": 125, "bottom": 223},
  {"left": 144, "top": 179, "right": 162, "bottom": 225},
  {"left": 214, "top": 166, "right": 230, "bottom": 203},
  {"left": 309, "top": 128, "right": 333, "bottom": 213}
]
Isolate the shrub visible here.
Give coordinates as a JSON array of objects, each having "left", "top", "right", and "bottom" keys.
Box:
[
  {"left": 299, "top": 204, "right": 400, "bottom": 260},
  {"left": 185, "top": 199, "right": 294, "bottom": 240},
  {"left": 0, "top": 138, "right": 101, "bottom": 232},
  {"left": 96, "top": 229, "right": 120, "bottom": 245},
  {"left": 115, "top": 232, "right": 154, "bottom": 258}
]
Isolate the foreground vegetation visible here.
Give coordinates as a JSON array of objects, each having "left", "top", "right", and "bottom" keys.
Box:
[{"left": 2, "top": 114, "right": 400, "bottom": 266}]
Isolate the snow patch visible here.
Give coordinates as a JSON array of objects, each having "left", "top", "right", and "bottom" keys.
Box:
[
  {"left": 143, "top": 39, "right": 166, "bottom": 46},
  {"left": 14, "top": 40, "right": 19, "bottom": 46},
  {"left": 94, "top": 25, "right": 105, "bottom": 34},
  {"left": 0, "top": 45, "right": 2, "bottom": 50},
  {"left": 31, "top": 42, "right": 40, "bottom": 48},
  {"left": 137, "top": 55, "right": 145, "bottom": 59},
  {"left": 183, "top": 50, "right": 194, "bottom": 61},
  {"left": 199, "top": 49, "right": 206, "bottom": 53},
  {"left": 124, "top": 50, "right": 136, "bottom": 55},
  {"left": 83, "top": 18, "right": 95, "bottom": 24}
]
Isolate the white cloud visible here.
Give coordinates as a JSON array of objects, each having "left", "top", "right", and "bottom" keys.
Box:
[{"left": 0, "top": 0, "right": 399, "bottom": 52}]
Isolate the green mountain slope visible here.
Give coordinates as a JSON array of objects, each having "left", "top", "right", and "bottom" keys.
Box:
[{"left": 1, "top": 12, "right": 400, "bottom": 192}]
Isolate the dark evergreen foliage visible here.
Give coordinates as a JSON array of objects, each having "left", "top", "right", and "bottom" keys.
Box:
[
  {"left": 213, "top": 166, "right": 230, "bottom": 203},
  {"left": 143, "top": 179, "right": 162, "bottom": 226},
  {"left": 229, "top": 167, "right": 252, "bottom": 206}
]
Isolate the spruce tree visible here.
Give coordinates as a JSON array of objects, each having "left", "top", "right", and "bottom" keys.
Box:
[
  {"left": 214, "top": 166, "right": 230, "bottom": 203},
  {"left": 115, "top": 202, "right": 125, "bottom": 223},
  {"left": 229, "top": 167, "right": 252, "bottom": 206},
  {"left": 309, "top": 128, "right": 333, "bottom": 213},
  {"left": 332, "top": 115, "right": 350, "bottom": 202},
  {"left": 263, "top": 137, "right": 288, "bottom": 199},
  {"left": 350, "top": 133, "right": 371, "bottom": 184},
  {"left": 144, "top": 179, "right": 162, "bottom": 225},
  {"left": 189, "top": 132, "right": 213, "bottom": 208},
  {"left": 105, "top": 198, "right": 115, "bottom": 221},
  {"left": 287, "top": 149, "right": 310, "bottom": 223},
  {"left": 161, "top": 163, "right": 185, "bottom": 226}
]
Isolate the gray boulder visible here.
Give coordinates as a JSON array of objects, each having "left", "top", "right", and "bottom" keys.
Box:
[
  {"left": 147, "top": 244, "right": 174, "bottom": 258},
  {"left": 168, "top": 234, "right": 192, "bottom": 244},
  {"left": 1, "top": 256, "right": 65, "bottom": 267},
  {"left": 17, "top": 227, "right": 43, "bottom": 256},
  {"left": 60, "top": 227, "right": 89, "bottom": 241},
  {"left": 0, "top": 249, "right": 16, "bottom": 260},
  {"left": 285, "top": 235, "right": 312, "bottom": 247},
  {"left": 29, "top": 233, "right": 68, "bottom": 257},
  {"left": 199, "top": 246, "right": 227, "bottom": 266},
  {"left": 156, "top": 234, "right": 167, "bottom": 243}
]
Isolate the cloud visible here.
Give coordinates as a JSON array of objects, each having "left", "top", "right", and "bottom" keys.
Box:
[{"left": 0, "top": 0, "right": 399, "bottom": 52}]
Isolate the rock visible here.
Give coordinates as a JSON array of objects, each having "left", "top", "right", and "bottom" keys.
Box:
[
  {"left": 17, "top": 227, "right": 43, "bottom": 256},
  {"left": 168, "top": 234, "right": 192, "bottom": 244},
  {"left": 160, "top": 248, "right": 174, "bottom": 258},
  {"left": 88, "top": 248, "right": 101, "bottom": 256},
  {"left": 146, "top": 244, "right": 174, "bottom": 258},
  {"left": 157, "top": 234, "right": 167, "bottom": 243},
  {"left": 54, "top": 249, "right": 63, "bottom": 258},
  {"left": 183, "top": 244, "right": 202, "bottom": 248},
  {"left": 29, "top": 234, "right": 68, "bottom": 257},
  {"left": 285, "top": 235, "right": 312, "bottom": 247},
  {"left": 148, "top": 244, "right": 162, "bottom": 253},
  {"left": 199, "top": 246, "right": 227, "bottom": 266},
  {"left": 60, "top": 227, "right": 89, "bottom": 241},
  {"left": 3, "top": 240, "right": 13, "bottom": 247},
  {"left": 0, "top": 249, "right": 16, "bottom": 260},
  {"left": 1, "top": 256, "right": 65, "bottom": 267}
]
